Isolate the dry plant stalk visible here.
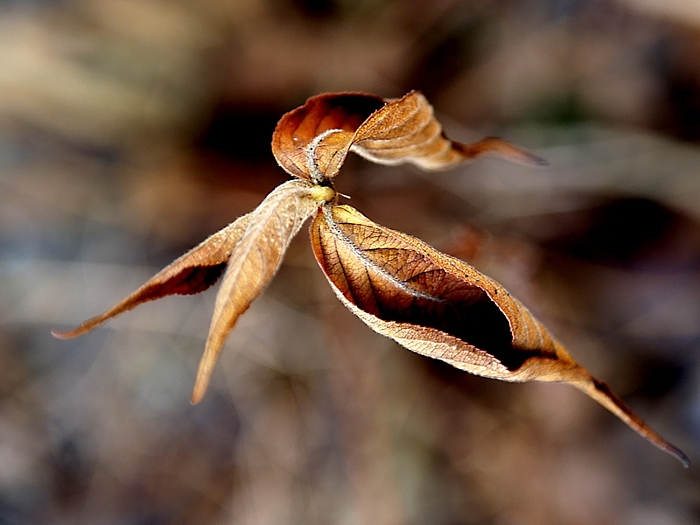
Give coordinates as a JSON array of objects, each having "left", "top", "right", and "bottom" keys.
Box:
[{"left": 53, "top": 91, "right": 689, "bottom": 467}]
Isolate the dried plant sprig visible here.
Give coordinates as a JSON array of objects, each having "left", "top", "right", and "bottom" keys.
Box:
[{"left": 53, "top": 91, "right": 689, "bottom": 467}]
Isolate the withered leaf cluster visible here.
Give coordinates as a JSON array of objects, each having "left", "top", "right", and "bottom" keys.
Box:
[{"left": 53, "top": 91, "right": 688, "bottom": 466}]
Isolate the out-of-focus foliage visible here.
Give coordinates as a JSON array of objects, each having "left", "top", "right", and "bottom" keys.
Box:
[{"left": 1, "top": 0, "right": 699, "bottom": 524}]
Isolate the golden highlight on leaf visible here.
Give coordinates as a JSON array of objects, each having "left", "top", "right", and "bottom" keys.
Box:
[
  {"left": 53, "top": 90, "right": 688, "bottom": 466},
  {"left": 351, "top": 91, "right": 547, "bottom": 169},
  {"left": 310, "top": 204, "right": 689, "bottom": 467}
]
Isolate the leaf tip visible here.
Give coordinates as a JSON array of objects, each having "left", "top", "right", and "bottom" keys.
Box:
[
  {"left": 525, "top": 151, "right": 549, "bottom": 167},
  {"left": 189, "top": 342, "right": 219, "bottom": 406},
  {"left": 672, "top": 446, "right": 691, "bottom": 468},
  {"left": 641, "top": 434, "right": 690, "bottom": 467},
  {"left": 572, "top": 374, "right": 691, "bottom": 467},
  {"left": 653, "top": 439, "right": 690, "bottom": 468},
  {"left": 190, "top": 387, "right": 205, "bottom": 405},
  {"left": 51, "top": 327, "right": 84, "bottom": 339}
]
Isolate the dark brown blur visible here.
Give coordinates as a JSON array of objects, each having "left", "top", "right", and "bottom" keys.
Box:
[{"left": 1, "top": 0, "right": 699, "bottom": 523}]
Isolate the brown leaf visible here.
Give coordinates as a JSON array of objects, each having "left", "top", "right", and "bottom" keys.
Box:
[
  {"left": 54, "top": 179, "right": 337, "bottom": 403},
  {"left": 190, "top": 179, "right": 333, "bottom": 403},
  {"left": 271, "top": 92, "right": 385, "bottom": 181},
  {"left": 53, "top": 91, "right": 686, "bottom": 465},
  {"left": 351, "top": 91, "right": 546, "bottom": 170},
  {"left": 310, "top": 203, "right": 689, "bottom": 466},
  {"left": 51, "top": 212, "right": 254, "bottom": 339},
  {"left": 272, "top": 91, "right": 545, "bottom": 182}
]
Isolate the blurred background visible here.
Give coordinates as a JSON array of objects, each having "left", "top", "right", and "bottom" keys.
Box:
[{"left": 1, "top": 0, "right": 700, "bottom": 523}]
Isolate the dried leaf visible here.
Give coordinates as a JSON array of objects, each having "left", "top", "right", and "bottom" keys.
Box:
[
  {"left": 271, "top": 92, "right": 385, "bottom": 181},
  {"left": 190, "top": 179, "right": 332, "bottom": 403},
  {"left": 53, "top": 90, "right": 687, "bottom": 465},
  {"left": 351, "top": 91, "right": 546, "bottom": 170},
  {"left": 52, "top": 212, "right": 254, "bottom": 339},
  {"left": 55, "top": 179, "right": 336, "bottom": 403},
  {"left": 310, "top": 203, "right": 689, "bottom": 467},
  {"left": 272, "top": 91, "right": 544, "bottom": 182}
]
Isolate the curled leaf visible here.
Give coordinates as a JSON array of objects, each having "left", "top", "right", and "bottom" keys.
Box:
[
  {"left": 310, "top": 203, "right": 689, "bottom": 467},
  {"left": 351, "top": 91, "right": 546, "bottom": 169},
  {"left": 272, "top": 91, "right": 545, "bottom": 182},
  {"left": 271, "top": 92, "right": 385, "bottom": 181}
]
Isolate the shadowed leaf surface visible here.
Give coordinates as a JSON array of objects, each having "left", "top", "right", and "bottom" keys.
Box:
[
  {"left": 271, "top": 92, "right": 385, "bottom": 180},
  {"left": 310, "top": 203, "right": 689, "bottom": 466}
]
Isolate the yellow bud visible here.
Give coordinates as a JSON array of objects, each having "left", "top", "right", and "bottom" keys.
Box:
[{"left": 310, "top": 185, "right": 336, "bottom": 203}]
